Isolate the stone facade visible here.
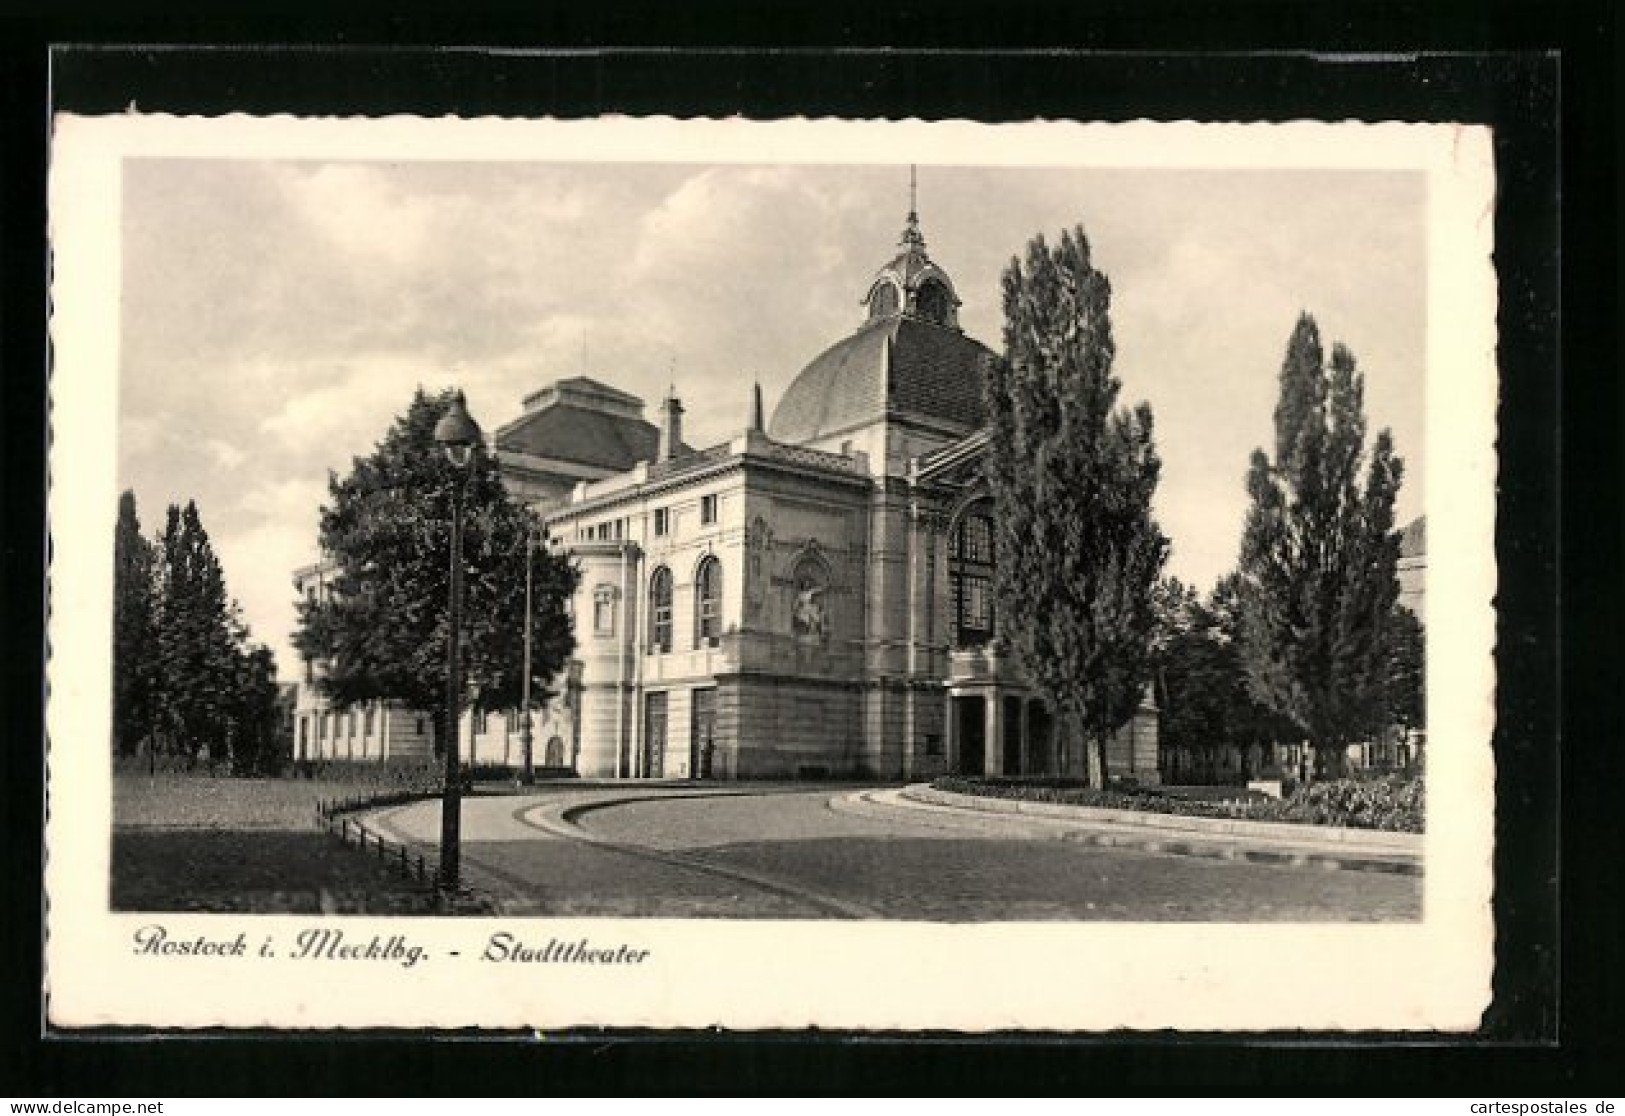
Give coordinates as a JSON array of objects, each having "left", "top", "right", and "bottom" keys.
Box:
[{"left": 539, "top": 205, "right": 1160, "bottom": 783}]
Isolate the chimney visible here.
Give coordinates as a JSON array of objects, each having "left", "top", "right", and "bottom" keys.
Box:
[
  {"left": 657, "top": 390, "right": 684, "bottom": 460},
  {"left": 748, "top": 380, "right": 765, "bottom": 434}
]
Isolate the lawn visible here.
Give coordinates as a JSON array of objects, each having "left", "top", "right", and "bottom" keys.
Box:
[{"left": 111, "top": 773, "right": 443, "bottom": 914}]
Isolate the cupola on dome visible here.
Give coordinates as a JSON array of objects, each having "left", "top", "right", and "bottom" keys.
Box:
[
  {"left": 770, "top": 195, "right": 994, "bottom": 446},
  {"left": 863, "top": 206, "right": 963, "bottom": 330}
]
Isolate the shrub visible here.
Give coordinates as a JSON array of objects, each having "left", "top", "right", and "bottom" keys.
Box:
[
  {"left": 932, "top": 772, "right": 1424, "bottom": 832},
  {"left": 1277, "top": 773, "right": 1424, "bottom": 832}
]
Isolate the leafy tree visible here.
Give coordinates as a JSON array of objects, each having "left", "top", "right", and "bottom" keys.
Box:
[
  {"left": 1149, "top": 578, "right": 1230, "bottom": 751},
  {"left": 112, "top": 490, "right": 159, "bottom": 757},
  {"left": 985, "top": 225, "right": 1169, "bottom": 788},
  {"left": 1236, "top": 313, "right": 1404, "bottom": 778},
  {"left": 1151, "top": 576, "right": 1299, "bottom": 767},
  {"left": 1206, "top": 574, "right": 1304, "bottom": 752},
  {"left": 153, "top": 501, "right": 247, "bottom": 764},
  {"left": 292, "top": 387, "right": 579, "bottom": 761},
  {"left": 228, "top": 644, "right": 285, "bottom": 775}
]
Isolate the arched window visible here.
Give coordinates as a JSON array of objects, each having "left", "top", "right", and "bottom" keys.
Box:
[
  {"left": 694, "top": 556, "right": 722, "bottom": 647},
  {"left": 949, "top": 504, "right": 996, "bottom": 647},
  {"left": 914, "top": 277, "right": 951, "bottom": 325},
  {"left": 868, "top": 279, "right": 901, "bottom": 319},
  {"left": 649, "top": 566, "right": 674, "bottom": 653}
]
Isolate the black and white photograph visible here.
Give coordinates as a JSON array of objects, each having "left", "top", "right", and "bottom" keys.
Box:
[{"left": 45, "top": 114, "right": 1497, "bottom": 1031}]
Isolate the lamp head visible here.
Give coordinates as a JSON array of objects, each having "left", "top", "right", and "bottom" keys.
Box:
[{"left": 434, "top": 389, "right": 483, "bottom": 468}]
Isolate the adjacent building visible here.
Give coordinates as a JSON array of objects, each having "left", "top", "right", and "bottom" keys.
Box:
[{"left": 1397, "top": 514, "right": 1425, "bottom": 620}]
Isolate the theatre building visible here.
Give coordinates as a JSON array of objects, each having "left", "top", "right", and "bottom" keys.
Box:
[{"left": 537, "top": 206, "right": 1159, "bottom": 782}]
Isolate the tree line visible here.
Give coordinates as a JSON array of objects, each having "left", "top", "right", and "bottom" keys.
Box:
[
  {"left": 988, "top": 225, "right": 1424, "bottom": 786},
  {"left": 113, "top": 494, "right": 284, "bottom": 774}
]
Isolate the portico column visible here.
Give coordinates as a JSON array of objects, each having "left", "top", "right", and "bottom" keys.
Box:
[
  {"left": 984, "top": 690, "right": 1003, "bottom": 777},
  {"left": 944, "top": 692, "right": 959, "bottom": 774}
]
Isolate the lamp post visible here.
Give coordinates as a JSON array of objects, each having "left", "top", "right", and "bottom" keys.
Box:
[
  {"left": 520, "top": 526, "right": 537, "bottom": 785},
  {"left": 433, "top": 389, "right": 482, "bottom": 891}
]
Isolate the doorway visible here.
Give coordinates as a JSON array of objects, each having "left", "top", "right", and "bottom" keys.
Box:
[
  {"left": 1027, "top": 702, "right": 1053, "bottom": 776},
  {"left": 954, "top": 696, "right": 986, "bottom": 776},
  {"left": 691, "top": 687, "right": 717, "bottom": 779},
  {"left": 1002, "top": 696, "right": 1024, "bottom": 776},
  {"left": 642, "top": 692, "right": 667, "bottom": 778}
]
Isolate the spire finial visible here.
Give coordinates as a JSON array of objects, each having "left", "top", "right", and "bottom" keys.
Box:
[{"left": 900, "top": 164, "right": 925, "bottom": 251}]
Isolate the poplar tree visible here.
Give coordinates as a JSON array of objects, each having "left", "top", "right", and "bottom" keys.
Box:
[
  {"left": 985, "top": 225, "right": 1169, "bottom": 788},
  {"left": 112, "top": 490, "right": 158, "bottom": 757},
  {"left": 293, "top": 388, "right": 579, "bottom": 760},
  {"left": 1236, "top": 313, "right": 1404, "bottom": 779},
  {"left": 153, "top": 501, "right": 244, "bottom": 763},
  {"left": 1383, "top": 604, "right": 1425, "bottom": 741}
]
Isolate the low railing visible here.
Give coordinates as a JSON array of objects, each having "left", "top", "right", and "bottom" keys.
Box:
[{"left": 315, "top": 791, "right": 437, "bottom": 886}]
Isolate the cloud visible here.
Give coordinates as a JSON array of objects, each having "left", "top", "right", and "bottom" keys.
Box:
[
  {"left": 257, "top": 352, "right": 471, "bottom": 461},
  {"left": 204, "top": 438, "right": 247, "bottom": 471},
  {"left": 281, "top": 164, "right": 438, "bottom": 265}
]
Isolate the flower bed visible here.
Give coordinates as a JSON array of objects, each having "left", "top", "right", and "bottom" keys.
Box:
[{"left": 932, "top": 773, "right": 1424, "bottom": 832}]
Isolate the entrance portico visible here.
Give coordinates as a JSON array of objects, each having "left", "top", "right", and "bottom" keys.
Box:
[{"left": 945, "top": 644, "right": 1052, "bottom": 778}]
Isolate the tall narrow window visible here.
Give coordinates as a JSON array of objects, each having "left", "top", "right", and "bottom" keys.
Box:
[
  {"left": 592, "top": 585, "right": 617, "bottom": 636},
  {"left": 949, "top": 504, "right": 997, "bottom": 647},
  {"left": 653, "top": 507, "right": 670, "bottom": 536},
  {"left": 695, "top": 556, "right": 722, "bottom": 647},
  {"left": 650, "top": 566, "right": 674, "bottom": 653},
  {"left": 700, "top": 494, "right": 718, "bottom": 525}
]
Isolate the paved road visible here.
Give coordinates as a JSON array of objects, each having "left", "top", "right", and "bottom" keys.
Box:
[{"left": 370, "top": 785, "right": 1421, "bottom": 921}]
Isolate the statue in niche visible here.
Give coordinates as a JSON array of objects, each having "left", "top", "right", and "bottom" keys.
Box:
[
  {"left": 791, "top": 555, "right": 829, "bottom": 642},
  {"left": 793, "top": 583, "right": 826, "bottom": 639}
]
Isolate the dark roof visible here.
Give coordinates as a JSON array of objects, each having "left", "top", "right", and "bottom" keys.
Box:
[
  {"left": 522, "top": 375, "right": 644, "bottom": 414},
  {"left": 496, "top": 401, "right": 661, "bottom": 470},
  {"left": 1398, "top": 515, "right": 1426, "bottom": 559},
  {"left": 769, "top": 315, "right": 995, "bottom": 445}
]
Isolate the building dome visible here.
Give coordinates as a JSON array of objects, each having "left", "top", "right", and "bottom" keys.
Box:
[{"left": 769, "top": 204, "right": 996, "bottom": 446}]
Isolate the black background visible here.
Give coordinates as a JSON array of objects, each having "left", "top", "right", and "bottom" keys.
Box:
[{"left": 2, "top": 0, "right": 1616, "bottom": 1097}]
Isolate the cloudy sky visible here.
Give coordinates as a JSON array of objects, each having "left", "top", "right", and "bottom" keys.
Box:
[{"left": 118, "top": 158, "right": 1426, "bottom": 679}]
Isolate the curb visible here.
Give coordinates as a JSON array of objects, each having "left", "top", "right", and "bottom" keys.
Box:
[{"left": 863, "top": 788, "right": 1422, "bottom": 878}]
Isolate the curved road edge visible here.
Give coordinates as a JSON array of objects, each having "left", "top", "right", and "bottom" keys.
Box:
[{"left": 516, "top": 793, "right": 883, "bottom": 919}]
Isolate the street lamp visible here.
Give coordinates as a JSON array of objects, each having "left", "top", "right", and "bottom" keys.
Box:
[
  {"left": 433, "top": 389, "right": 482, "bottom": 891},
  {"left": 520, "top": 525, "right": 538, "bottom": 786}
]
